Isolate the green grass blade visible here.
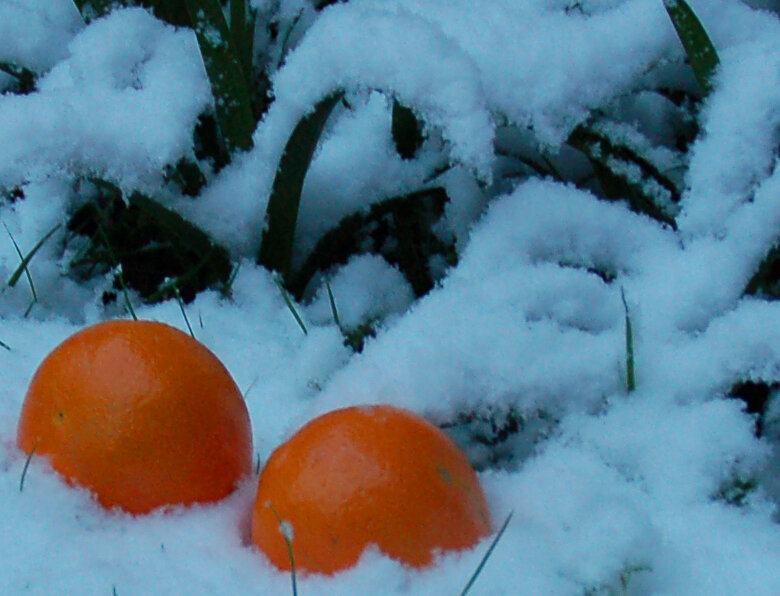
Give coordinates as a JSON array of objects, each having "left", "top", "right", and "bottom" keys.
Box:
[
  {"left": 459, "top": 511, "right": 513, "bottom": 596},
  {"left": 257, "top": 92, "right": 343, "bottom": 281},
  {"left": 325, "top": 279, "right": 342, "bottom": 330},
  {"left": 6, "top": 223, "right": 61, "bottom": 288},
  {"left": 19, "top": 440, "right": 39, "bottom": 493},
  {"left": 663, "top": 0, "right": 720, "bottom": 96},
  {"left": 274, "top": 276, "right": 308, "bottom": 335},
  {"left": 96, "top": 224, "right": 137, "bottom": 321},
  {"left": 230, "top": 0, "right": 253, "bottom": 83},
  {"left": 173, "top": 286, "right": 195, "bottom": 338},
  {"left": 4, "top": 223, "right": 38, "bottom": 305},
  {"left": 184, "top": 0, "right": 256, "bottom": 155},
  {"left": 267, "top": 504, "right": 298, "bottom": 596},
  {"left": 621, "top": 288, "right": 636, "bottom": 393}
]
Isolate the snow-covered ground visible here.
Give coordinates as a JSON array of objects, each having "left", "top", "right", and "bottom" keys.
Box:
[{"left": 2, "top": 0, "right": 780, "bottom": 593}]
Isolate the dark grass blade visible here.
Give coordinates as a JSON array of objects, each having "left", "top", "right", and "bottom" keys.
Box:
[
  {"left": 173, "top": 286, "right": 195, "bottom": 338},
  {"left": 325, "top": 279, "right": 342, "bottom": 330},
  {"left": 663, "top": 0, "right": 720, "bottom": 96},
  {"left": 230, "top": 0, "right": 255, "bottom": 82},
  {"left": 184, "top": 0, "right": 256, "bottom": 155},
  {"left": 568, "top": 125, "right": 678, "bottom": 229},
  {"left": 258, "top": 92, "right": 343, "bottom": 281},
  {"left": 459, "top": 511, "right": 513, "bottom": 596},
  {"left": 0, "top": 338, "right": 11, "bottom": 351},
  {"left": 267, "top": 504, "right": 298, "bottom": 596},
  {"left": 392, "top": 99, "right": 424, "bottom": 160},
  {"left": 288, "top": 187, "right": 451, "bottom": 300},
  {"left": 19, "top": 440, "right": 39, "bottom": 493},
  {"left": 621, "top": 288, "right": 636, "bottom": 393},
  {"left": 274, "top": 276, "right": 308, "bottom": 335},
  {"left": 4, "top": 223, "right": 38, "bottom": 306},
  {"left": 96, "top": 224, "right": 137, "bottom": 320},
  {"left": 6, "top": 223, "right": 61, "bottom": 288}
]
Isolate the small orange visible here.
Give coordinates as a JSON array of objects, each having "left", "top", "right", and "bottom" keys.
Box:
[
  {"left": 16, "top": 320, "right": 252, "bottom": 514},
  {"left": 252, "top": 404, "right": 491, "bottom": 574}
]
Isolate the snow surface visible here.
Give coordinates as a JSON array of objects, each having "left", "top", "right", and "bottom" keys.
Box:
[{"left": 2, "top": 0, "right": 780, "bottom": 594}]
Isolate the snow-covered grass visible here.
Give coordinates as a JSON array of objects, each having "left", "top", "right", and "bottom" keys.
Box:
[{"left": 2, "top": 0, "right": 780, "bottom": 594}]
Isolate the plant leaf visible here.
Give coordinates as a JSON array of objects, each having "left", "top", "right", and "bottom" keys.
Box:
[
  {"left": 258, "top": 92, "right": 343, "bottom": 281},
  {"left": 568, "top": 125, "right": 678, "bottom": 229},
  {"left": 184, "top": 0, "right": 256, "bottom": 155},
  {"left": 7, "top": 223, "right": 61, "bottom": 288},
  {"left": 289, "top": 187, "right": 452, "bottom": 299},
  {"left": 663, "top": 0, "right": 720, "bottom": 96}
]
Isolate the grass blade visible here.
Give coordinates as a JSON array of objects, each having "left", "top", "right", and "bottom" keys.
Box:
[
  {"left": 325, "top": 279, "right": 342, "bottom": 330},
  {"left": 663, "top": 0, "right": 720, "bottom": 96},
  {"left": 4, "top": 223, "right": 38, "bottom": 308},
  {"left": 184, "top": 0, "right": 256, "bottom": 155},
  {"left": 459, "top": 511, "right": 513, "bottom": 596},
  {"left": 6, "top": 223, "right": 61, "bottom": 288},
  {"left": 274, "top": 276, "right": 308, "bottom": 335},
  {"left": 230, "top": 0, "right": 254, "bottom": 83},
  {"left": 258, "top": 92, "right": 343, "bottom": 281},
  {"left": 267, "top": 503, "right": 298, "bottom": 596},
  {"left": 173, "top": 285, "right": 195, "bottom": 339},
  {"left": 621, "top": 288, "right": 636, "bottom": 393},
  {"left": 96, "top": 224, "right": 137, "bottom": 321},
  {"left": 19, "top": 440, "right": 39, "bottom": 493},
  {"left": 0, "top": 338, "right": 11, "bottom": 351}
]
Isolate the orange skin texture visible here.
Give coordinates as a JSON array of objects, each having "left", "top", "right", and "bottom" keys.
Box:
[
  {"left": 16, "top": 320, "right": 252, "bottom": 514},
  {"left": 252, "top": 405, "right": 491, "bottom": 574}
]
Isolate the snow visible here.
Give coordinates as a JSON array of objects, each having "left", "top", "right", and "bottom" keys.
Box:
[{"left": 1, "top": 0, "right": 780, "bottom": 594}]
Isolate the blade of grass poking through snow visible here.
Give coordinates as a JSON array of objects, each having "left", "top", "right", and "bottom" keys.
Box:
[
  {"left": 459, "top": 511, "right": 513, "bottom": 596},
  {"left": 0, "top": 338, "right": 11, "bottom": 351},
  {"left": 4, "top": 223, "right": 38, "bottom": 315},
  {"left": 96, "top": 224, "right": 137, "bottom": 321},
  {"left": 229, "top": 0, "right": 255, "bottom": 84},
  {"left": 19, "top": 440, "right": 39, "bottom": 493},
  {"left": 621, "top": 288, "right": 636, "bottom": 393},
  {"left": 274, "top": 276, "right": 308, "bottom": 335},
  {"left": 267, "top": 503, "right": 298, "bottom": 596},
  {"left": 6, "top": 222, "right": 61, "bottom": 291},
  {"left": 184, "top": 0, "right": 255, "bottom": 155},
  {"left": 325, "top": 280, "right": 343, "bottom": 330},
  {"left": 663, "top": 0, "right": 720, "bottom": 96},
  {"left": 258, "top": 92, "right": 343, "bottom": 282},
  {"left": 172, "top": 285, "right": 195, "bottom": 339}
]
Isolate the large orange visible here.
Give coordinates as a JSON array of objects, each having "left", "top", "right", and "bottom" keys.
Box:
[
  {"left": 252, "top": 405, "right": 491, "bottom": 574},
  {"left": 17, "top": 320, "right": 252, "bottom": 514}
]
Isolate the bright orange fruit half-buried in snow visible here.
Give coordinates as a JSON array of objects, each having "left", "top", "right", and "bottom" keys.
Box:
[
  {"left": 17, "top": 320, "right": 252, "bottom": 514},
  {"left": 252, "top": 404, "right": 491, "bottom": 574}
]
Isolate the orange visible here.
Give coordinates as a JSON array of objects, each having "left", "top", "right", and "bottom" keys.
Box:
[
  {"left": 252, "top": 404, "right": 491, "bottom": 574},
  {"left": 16, "top": 320, "right": 252, "bottom": 514}
]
